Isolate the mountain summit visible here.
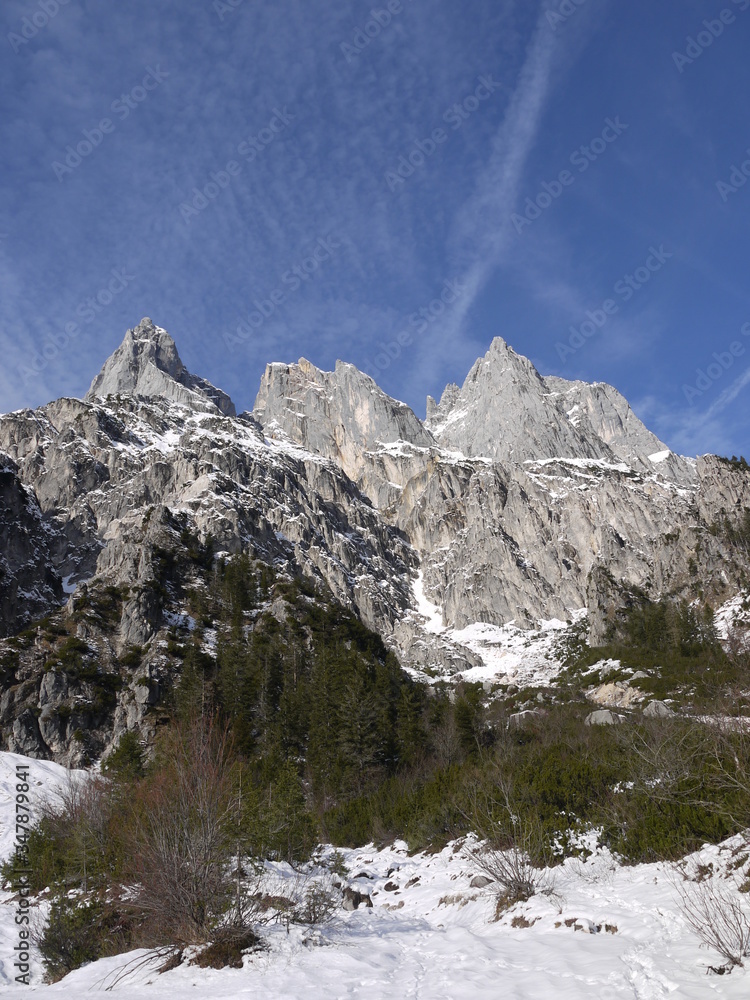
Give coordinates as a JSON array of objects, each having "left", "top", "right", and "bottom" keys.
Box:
[
  {"left": 86, "top": 317, "right": 236, "bottom": 417},
  {"left": 424, "top": 336, "right": 692, "bottom": 482}
]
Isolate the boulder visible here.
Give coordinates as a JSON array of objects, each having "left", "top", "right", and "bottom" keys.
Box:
[
  {"left": 588, "top": 681, "right": 644, "bottom": 709},
  {"left": 342, "top": 887, "right": 373, "bottom": 911},
  {"left": 643, "top": 700, "right": 674, "bottom": 718},
  {"left": 470, "top": 875, "right": 494, "bottom": 889},
  {"left": 585, "top": 709, "right": 622, "bottom": 726}
]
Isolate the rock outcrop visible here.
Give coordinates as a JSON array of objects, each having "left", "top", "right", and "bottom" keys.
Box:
[
  {"left": 254, "top": 357, "right": 435, "bottom": 488},
  {"left": 252, "top": 346, "right": 743, "bottom": 642},
  {"left": 423, "top": 337, "right": 694, "bottom": 484},
  {"left": 0, "top": 455, "right": 62, "bottom": 637},
  {"left": 87, "top": 317, "right": 236, "bottom": 417}
]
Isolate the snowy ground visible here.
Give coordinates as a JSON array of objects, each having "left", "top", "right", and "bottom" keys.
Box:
[
  {"left": 411, "top": 571, "right": 585, "bottom": 687},
  {"left": 449, "top": 614, "right": 586, "bottom": 688},
  {"left": 411, "top": 584, "right": 750, "bottom": 691},
  {"left": 2, "top": 752, "right": 750, "bottom": 997},
  {"left": 716, "top": 591, "right": 750, "bottom": 643}
]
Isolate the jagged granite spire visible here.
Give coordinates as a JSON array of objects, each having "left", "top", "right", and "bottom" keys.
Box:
[
  {"left": 425, "top": 335, "right": 694, "bottom": 482},
  {"left": 253, "top": 357, "right": 435, "bottom": 484},
  {"left": 541, "top": 375, "right": 692, "bottom": 482},
  {"left": 425, "top": 336, "right": 608, "bottom": 462},
  {"left": 86, "top": 318, "right": 236, "bottom": 417}
]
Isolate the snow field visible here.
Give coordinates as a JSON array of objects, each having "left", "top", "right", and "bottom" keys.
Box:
[{"left": 1, "top": 752, "right": 749, "bottom": 997}]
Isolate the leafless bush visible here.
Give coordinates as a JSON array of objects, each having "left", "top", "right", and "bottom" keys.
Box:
[
  {"left": 123, "top": 715, "right": 244, "bottom": 945},
  {"left": 294, "top": 872, "right": 340, "bottom": 926},
  {"left": 461, "top": 773, "right": 555, "bottom": 911},
  {"left": 469, "top": 843, "right": 548, "bottom": 906},
  {"left": 265, "top": 868, "right": 340, "bottom": 928},
  {"left": 675, "top": 865, "right": 750, "bottom": 971}
]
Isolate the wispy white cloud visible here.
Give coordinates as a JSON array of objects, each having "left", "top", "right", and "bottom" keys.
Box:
[
  {"left": 1, "top": 0, "right": 747, "bottom": 461},
  {"left": 405, "top": 9, "right": 562, "bottom": 392},
  {"left": 634, "top": 363, "right": 750, "bottom": 458},
  {"left": 705, "top": 365, "right": 750, "bottom": 420},
  {"left": 449, "top": 18, "right": 558, "bottom": 314}
]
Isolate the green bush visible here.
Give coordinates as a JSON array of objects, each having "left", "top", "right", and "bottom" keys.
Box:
[
  {"left": 102, "top": 730, "right": 146, "bottom": 781},
  {"left": 39, "top": 894, "right": 135, "bottom": 982}
]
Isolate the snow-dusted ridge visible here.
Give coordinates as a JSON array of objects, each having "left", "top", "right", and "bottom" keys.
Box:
[{"left": 2, "top": 316, "right": 749, "bottom": 699}]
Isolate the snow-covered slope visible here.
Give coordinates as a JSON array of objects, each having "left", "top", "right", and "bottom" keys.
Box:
[
  {"left": 2, "top": 749, "right": 748, "bottom": 998},
  {"left": 0, "top": 752, "right": 89, "bottom": 986},
  {"left": 407, "top": 571, "right": 588, "bottom": 687}
]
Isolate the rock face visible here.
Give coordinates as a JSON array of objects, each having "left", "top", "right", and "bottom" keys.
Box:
[
  {"left": 0, "top": 455, "right": 62, "bottom": 637},
  {"left": 423, "top": 337, "right": 694, "bottom": 484},
  {"left": 251, "top": 348, "right": 743, "bottom": 641},
  {"left": 254, "top": 357, "right": 435, "bottom": 487},
  {"left": 0, "top": 398, "right": 414, "bottom": 645},
  {"left": 425, "top": 337, "right": 606, "bottom": 463},
  {"left": 87, "top": 317, "right": 236, "bottom": 417},
  {"left": 540, "top": 376, "right": 694, "bottom": 485},
  {"left": 1, "top": 322, "right": 419, "bottom": 658},
  {"left": 1, "top": 318, "right": 749, "bottom": 762}
]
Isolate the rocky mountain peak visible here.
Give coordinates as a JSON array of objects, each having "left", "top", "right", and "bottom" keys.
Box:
[
  {"left": 0, "top": 316, "right": 747, "bottom": 768},
  {"left": 86, "top": 318, "right": 236, "bottom": 417},
  {"left": 425, "top": 336, "right": 607, "bottom": 463},
  {"left": 253, "top": 356, "right": 435, "bottom": 484},
  {"left": 541, "top": 376, "right": 694, "bottom": 482},
  {"left": 424, "top": 336, "right": 694, "bottom": 481}
]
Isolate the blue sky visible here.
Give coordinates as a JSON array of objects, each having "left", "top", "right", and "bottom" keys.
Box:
[{"left": 0, "top": 0, "right": 748, "bottom": 459}]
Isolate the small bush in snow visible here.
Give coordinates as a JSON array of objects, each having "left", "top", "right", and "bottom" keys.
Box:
[{"left": 676, "top": 866, "right": 750, "bottom": 972}]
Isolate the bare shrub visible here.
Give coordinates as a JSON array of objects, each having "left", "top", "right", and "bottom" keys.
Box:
[
  {"left": 675, "top": 865, "right": 750, "bottom": 971},
  {"left": 461, "top": 774, "right": 555, "bottom": 912},
  {"left": 123, "top": 714, "right": 244, "bottom": 945},
  {"left": 264, "top": 868, "right": 340, "bottom": 928},
  {"left": 470, "top": 843, "right": 544, "bottom": 907},
  {"left": 294, "top": 873, "right": 340, "bottom": 926}
]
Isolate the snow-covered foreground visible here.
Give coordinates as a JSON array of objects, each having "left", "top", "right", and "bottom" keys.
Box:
[{"left": 1, "top": 751, "right": 749, "bottom": 998}]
